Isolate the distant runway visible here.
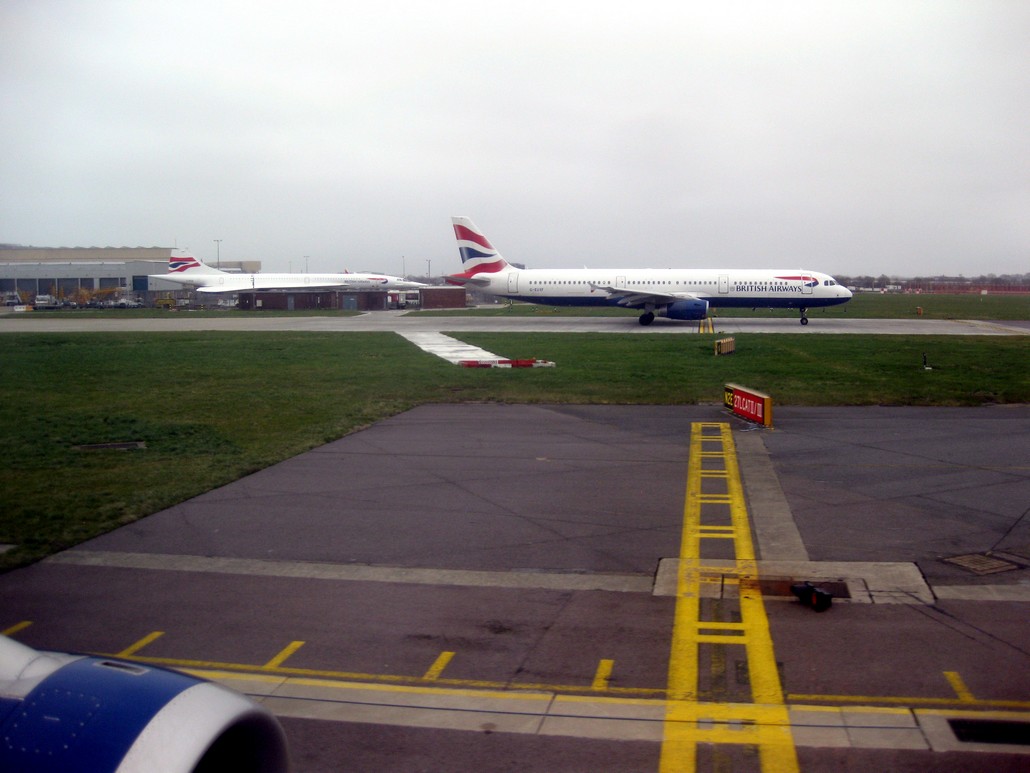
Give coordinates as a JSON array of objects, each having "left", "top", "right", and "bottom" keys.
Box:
[{"left": 0, "top": 310, "right": 1026, "bottom": 335}]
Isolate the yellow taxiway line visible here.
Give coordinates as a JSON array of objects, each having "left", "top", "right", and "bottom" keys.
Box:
[{"left": 660, "top": 422, "right": 799, "bottom": 773}]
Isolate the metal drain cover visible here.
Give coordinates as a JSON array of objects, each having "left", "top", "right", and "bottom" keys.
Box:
[
  {"left": 949, "top": 718, "right": 1030, "bottom": 745},
  {"left": 941, "top": 553, "right": 1019, "bottom": 575}
]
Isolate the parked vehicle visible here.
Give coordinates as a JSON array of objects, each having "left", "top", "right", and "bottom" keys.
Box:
[{"left": 32, "top": 294, "right": 60, "bottom": 309}]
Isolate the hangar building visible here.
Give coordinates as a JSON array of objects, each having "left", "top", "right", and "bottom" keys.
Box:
[
  {"left": 0, "top": 246, "right": 256, "bottom": 304},
  {"left": 0, "top": 245, "right": 464, "bottom": 310}
]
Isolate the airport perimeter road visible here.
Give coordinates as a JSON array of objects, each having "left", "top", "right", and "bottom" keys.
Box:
[
  {"left": 0, "top": 310, "right": 1028, "bottom": 335},
  {"left": 2, "top": 405, "right": 1028, "bottom": 772}
]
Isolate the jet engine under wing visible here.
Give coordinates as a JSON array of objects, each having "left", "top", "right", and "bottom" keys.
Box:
[{"left": 0, "top": 635, "right": 289, "bottom": 773}]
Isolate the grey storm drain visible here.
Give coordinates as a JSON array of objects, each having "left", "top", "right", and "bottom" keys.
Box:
[
  {"left": 948, "top": 718, "right": 1030, "bottom": 746},
  {"left": 941, "top": 553, "right": 1019, "bottom": 575}
]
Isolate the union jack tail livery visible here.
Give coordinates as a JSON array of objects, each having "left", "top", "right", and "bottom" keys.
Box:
[
  {"left": 450, "top": 217, "right": 512, "bottom": 281},
  {"left": 167, "top": 255, "right": 223, "bottom": 274}
]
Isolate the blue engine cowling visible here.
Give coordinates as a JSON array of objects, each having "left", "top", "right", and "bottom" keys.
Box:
[
  {"left": 658, "top": 298, "right": 709, "bottom": 320},
  {"left": 0, "top": 636, "right": 289, "bottom": 773}
]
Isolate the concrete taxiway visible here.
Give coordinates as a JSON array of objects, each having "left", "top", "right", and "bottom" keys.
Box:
[
  {"left": 2, "top": 402, "right": 1028, "bottom": 772},
  {"left": 1, "top": 309, "right": 1028, "bottom": 335}
]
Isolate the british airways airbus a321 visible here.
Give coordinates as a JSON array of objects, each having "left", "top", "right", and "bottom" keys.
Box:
[
  {"left": 445, "top": 217, "right": 851, "bottom": 325},
  {"left": 150, "top": 255, "right": 426, "bottom": 294}
]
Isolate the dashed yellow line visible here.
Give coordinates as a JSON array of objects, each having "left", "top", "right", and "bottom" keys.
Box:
[
  {"left": 265, "top": 640, "right": 305, "bottom": 670},
  {"left": 116, "top": 630, "right": 164, "bottom": 657},
  {"left": 2, "top": 620, "right": 32, "bottom": 637},
  {"left": 423, "top": 651, "right": 455, "bottom": 681},
  {"left": 944, "top": 671, "right": 975, "bottom": 702},
  {"left": 85, "top": 637, "right": 1030, "bottom": 713},
  {"left": 592, "top": 659, "right": 615, "bottom": 691},
  {"left": 13, "top": 621, "right": 1029, "bottom": 713},
  {"left": 660, "top": 422, "right": 798, "bottom": 773},
  {"left": 111, "top": 650, "right": 666, "bottom": 697}
]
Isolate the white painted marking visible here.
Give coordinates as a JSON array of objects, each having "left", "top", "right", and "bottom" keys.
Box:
[
  {"left": 46, "top": 550, "right": 652, "bottom": 593},
  {"left": 398, "top": 331, "right": 503, "bottom": 364}
]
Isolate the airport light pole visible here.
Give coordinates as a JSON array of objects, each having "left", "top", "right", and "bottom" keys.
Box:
[
  {"left": 426, "top": 259, "right": 431, "bottom": 278},
  {"left": 214, "top": 239, "right": 222, "bottom": 268}
]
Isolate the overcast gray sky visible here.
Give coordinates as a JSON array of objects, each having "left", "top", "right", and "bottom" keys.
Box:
[{"left": 3, "top": 1, "right": 1027, "bottom": 277}]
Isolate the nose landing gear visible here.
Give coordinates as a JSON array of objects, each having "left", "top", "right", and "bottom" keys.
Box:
[{"left": 799, "top": 308, "right": 809, "bottom": 326}]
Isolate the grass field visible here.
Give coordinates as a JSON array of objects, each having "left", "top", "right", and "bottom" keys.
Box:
[
  {"left": 1, "top": 329, "right": 1026, "bottom": 570},
  {"left": 13, "top": 291, "right": 1030, "bottom": 320}
]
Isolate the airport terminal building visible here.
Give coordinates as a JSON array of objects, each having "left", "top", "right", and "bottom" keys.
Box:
[
  {"left": 0, "top": 245, "right": 256, "bottom": 305},
  {"left": 0, "top": 246, "right": 461, "bottom": 310}
]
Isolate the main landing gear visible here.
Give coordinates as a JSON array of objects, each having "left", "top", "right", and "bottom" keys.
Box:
[
  {"left": 799, "top": 308, "right": 809, "bottom": 326},
  {"left": 639, "top": 311, "right": 655, "bottom": 326}
]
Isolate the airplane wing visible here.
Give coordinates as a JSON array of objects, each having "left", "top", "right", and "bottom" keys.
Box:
[
  {"left": 195, "top": 283, "right": 336, "bottom": 294},
  {"left": 590, "top": 283, "right": 706, "bottom": 309},
  {"left": 196, "top": 285, "right": 245, "bottom": 293},
  {"left": 195, "top": 279, "right": 378, "bottom": 293}
]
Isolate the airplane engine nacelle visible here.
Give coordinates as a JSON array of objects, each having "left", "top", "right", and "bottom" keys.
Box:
[
  {"left": 659, "top": 299, "right": 709, "bottom": 320},
  {"left": 0, "top": 636, "right": 289, "bottom": 773}
]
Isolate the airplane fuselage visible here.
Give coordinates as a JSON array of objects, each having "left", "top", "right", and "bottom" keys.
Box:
[
  {"left": 156, "top": 272, "right": 424, "bottom": 293},
  {"left": 447, "top": 216, "right": 852, "bottom": 325},
  {"left": 472, "top": 268, "right": 851, "bottom": 310}
]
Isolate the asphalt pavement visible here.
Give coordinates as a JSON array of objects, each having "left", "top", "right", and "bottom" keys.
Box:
[{"left": 1, "top": 312, "right": 1028, "bottom": 772}]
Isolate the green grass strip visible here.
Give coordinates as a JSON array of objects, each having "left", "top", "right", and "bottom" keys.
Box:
[{"left": 0, "top": 331, "right": 1026, "bottom": 570}]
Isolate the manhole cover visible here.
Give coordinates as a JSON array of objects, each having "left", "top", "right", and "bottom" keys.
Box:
[{"left": 941, "top": 553, "right": 1019, "bottom": 575}]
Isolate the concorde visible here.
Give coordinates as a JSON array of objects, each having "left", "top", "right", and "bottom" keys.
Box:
[
  {"left": 150, "top": 255, "right": 426, "bottom": 294},
  {"left": 445, "top": 217, "right": 852, "bottom": 325}
]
